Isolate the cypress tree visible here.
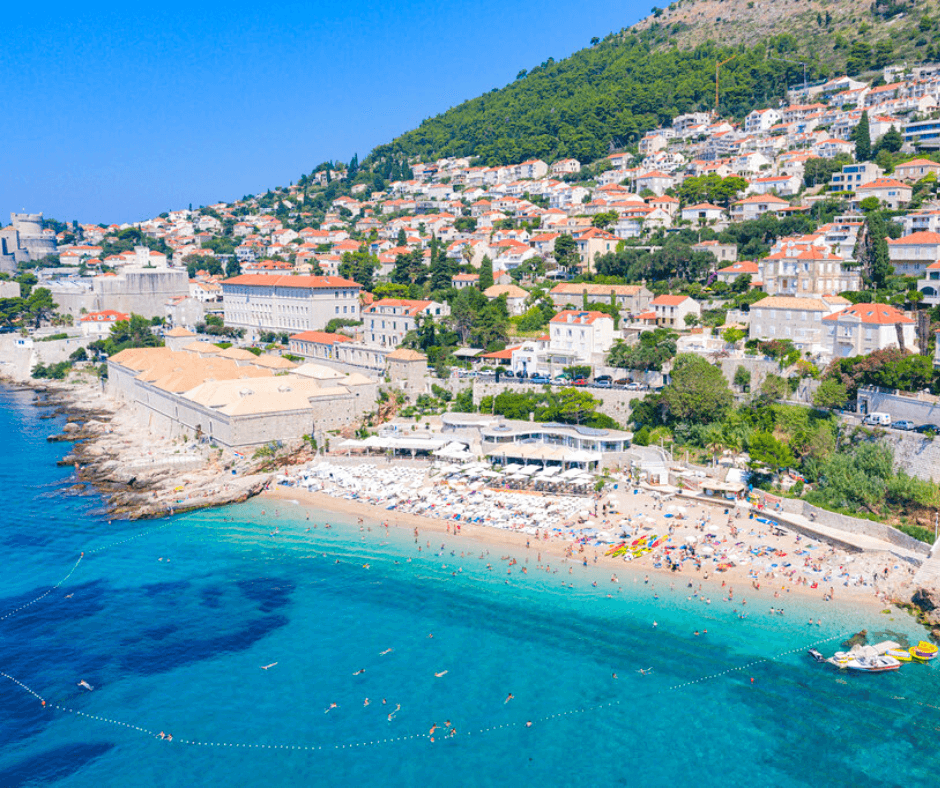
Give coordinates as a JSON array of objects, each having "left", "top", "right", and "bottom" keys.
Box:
[
  {"left": 854, "top": 111, "right": 872, "bottom": 162},
  {"left": 478, "top": 255, "right": 494, "bottom": 290}
]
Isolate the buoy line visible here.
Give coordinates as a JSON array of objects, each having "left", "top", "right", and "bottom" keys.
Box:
[
  {"left": 6, "top": 630, "right": 905, "bottom": 753},
  {"left": 1, "top": 518, "right": 934, "bottom": 754},
  {"left": 0, "top": 552, "right": 84, "bottom": 623}
]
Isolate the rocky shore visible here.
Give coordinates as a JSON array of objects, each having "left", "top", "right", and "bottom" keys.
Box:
[{"left": 16, "top": 377, "right": 277, "bottom": 520}]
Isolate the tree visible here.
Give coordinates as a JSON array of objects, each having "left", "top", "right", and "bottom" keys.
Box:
[
  {"left": 478, "top": 255, "right": 494, "bottom": 290},
  {"left": 758, "top": 373, "right": 790, "bottom": 403},
  {"left": 853, "top": 111, "right": 872, "bottom": 162},
  {"left": 863, "top": 211, "right": 893, "bottom": 288},
  {"left": 553, "top": 234, "right": 579, "bottom": 273},
  {"left": 875, "top": 125, "right": 903, "bottom": 154},
  {"left": 723, "top": 328, "right": 747, "bottom": 346},
  {"left": 813, "top": 378, "right": 848, "bottom": 410},
  {"left": 24, "top": 288, "right": 57, "bottom": 327},
  {"left": 660, "top": 354, "right": 733, "bottom": 423},
  {"left": 225, "top": 258, "right": 241, "bottom": 278},
  {"left": 607, "top": 329, "right": 677, "bottom": 371},
  {"left": 748, "top": 431, "right": 795, "bottom": 469},
  {"left": 733, "top": 365, "right": 751, "bottom": 391}
]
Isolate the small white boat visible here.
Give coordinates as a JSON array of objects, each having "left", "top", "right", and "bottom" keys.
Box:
[{"left": 845, "top": 655, "right": 901, "bottom": 673}]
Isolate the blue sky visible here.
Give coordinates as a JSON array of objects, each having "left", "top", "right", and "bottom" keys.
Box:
[{"left": 0, "top": 1, "right": 652, "bottom": 225}]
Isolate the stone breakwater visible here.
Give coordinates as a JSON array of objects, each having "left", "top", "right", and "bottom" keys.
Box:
[{"left": 22, "top": 379, "right": 275, "bottom": 520}]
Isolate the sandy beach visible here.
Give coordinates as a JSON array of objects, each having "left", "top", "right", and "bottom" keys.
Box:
[{"left": 263, "top": 466, "right": 908, "bottom": 614}]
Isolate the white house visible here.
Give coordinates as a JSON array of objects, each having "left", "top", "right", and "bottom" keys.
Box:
[
  {"left": 731, "top": 194, "right": 791, "bottom": 223},
  {"left": 894, "top": 158, "right": 940, "bottom": 183},
  {"left": 715, "top": 260, "right": 761, "bottom": 286},
  {"left": 680, "top": 203, "right": 726, "bottom": 228},
  {"left": 822, "top": 303, "right": 917, "bottom": 358},
  {"left": 550, "top": 159, "right": 581, "bottom": 176},
  {"left": 854, "top": 178, "right": 912, "bottom": 210},
  {"left": 363, "top": 298, "right": 450, "bottom": 349},
  {"left": 483, "top": 284, "right": 529, "bottom": 316},
  {"left": 651, "top": 295, "right": 701, "bottom": 328},
  {"left": 744, "top": 108, "right": 781, "bottom": 134},
  {"left": 80, "top": 309, "right": 129, "bottom": 337},
  {"left": 548, "top": 310, "right": 616, "bottom": 359},
  {"left": 888, "top": 231, "right": 940, "bottom": 277}
]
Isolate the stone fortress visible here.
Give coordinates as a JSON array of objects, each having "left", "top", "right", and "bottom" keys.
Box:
[{"left": 0, "top": 213, "right": 58, "bottom": 272}]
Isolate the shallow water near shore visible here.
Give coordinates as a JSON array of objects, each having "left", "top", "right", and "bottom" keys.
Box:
[{"left": 1, "top": 386, "right": 939, "bottom": 787}]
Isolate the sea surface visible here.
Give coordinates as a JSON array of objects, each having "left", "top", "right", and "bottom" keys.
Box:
[{"left": 0, "top": 385, "right": 938, "bottom": 787}]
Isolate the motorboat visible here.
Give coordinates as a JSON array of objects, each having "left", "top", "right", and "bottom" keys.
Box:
[
  {"left": 845, "top": 654, "right": 901, "bottom": 673},
  {"left": 886, "top": 648, "right": 913, "bottom": 662},
  {"left": 807, "top": 648, "right": 826, "bottom": 663},
  {"left": 828, "top": 644, "right": 901, "bottom": 672}
]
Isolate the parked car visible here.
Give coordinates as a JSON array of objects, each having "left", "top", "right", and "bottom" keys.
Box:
[
  {"left": 516, "top": 370, "right": 528, "bottom": 379},
  {"left": 914, "top": 423, "right": 940, "bottom": 434},
  {"left": 594, "top": 375, "right": 612, "bottom": 384},
  {"left": 891, "top": 420, "right": 915, "bottom": 431},
  {"left": 503, "top": 369, "right": 515, "bottom": 378},
  {"left": 573, "top": 378, "right": 588, "bottom": 386},
  {"left": 530, "top": 375, "right": 551, "bottom": 384},
  {"left": 594, "top": 379, "right": 612, "bottom": 388},
  {"left": 613, "top": 378, "right": 629, "bottom": 387},
  {"left": 862, "top": 412, "right": 891, "bottom": 426}
]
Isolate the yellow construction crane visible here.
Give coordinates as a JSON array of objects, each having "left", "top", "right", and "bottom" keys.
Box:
[{"left": 715, "top": 54, "right": 737, "bottom": 114}]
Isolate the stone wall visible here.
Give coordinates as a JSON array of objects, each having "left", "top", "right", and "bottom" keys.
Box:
[
  {"left": 0, "top": 334, "right": 92, "bottom": 382},
  {"left": 92, "top": 269, "right": 190, "bottom": 319},
  {"left": 857, "top": 387, "right": 940, "bottom": 424}
]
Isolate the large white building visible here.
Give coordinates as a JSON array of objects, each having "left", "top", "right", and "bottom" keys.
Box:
[
  {"left": 749, "top": 295, "right": 851, "bottom": 354},
  {"left": 222, "top": 274, "right": 361, "bottom": 338}
]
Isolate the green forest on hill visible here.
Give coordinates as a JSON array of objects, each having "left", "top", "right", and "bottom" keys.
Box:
[{"left": 367, "top": 9, "right": 937, "bottom": 169}]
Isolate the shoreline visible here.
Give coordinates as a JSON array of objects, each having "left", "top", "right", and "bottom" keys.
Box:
[
  {"left": 3, "top": 374, "right": 935, "bottom": 635},
  {"left": 2, "top": 376, "right": 276, "bottom": 520},
  {"left": 263, "top": 485, "right": 893, "bottom": 616}
]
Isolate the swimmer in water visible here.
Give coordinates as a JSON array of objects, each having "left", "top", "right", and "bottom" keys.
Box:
[
  {"left": 364, "top": 698, "right": 370, "bottom": 706},
  {"left": 435, "top": 670, "right": 448, "bottom": 678},
  {"left": 505, "top": 693, "right": 514, "bottom": 704},
  {"left": 325, "top": 702, "right": 338, "bottom": 713},
  {"left": 379, "top": 648, "right": 393, "bottom": 656},
  {"left": 353, "top": 668, "right": 365, "bottom": 675}
]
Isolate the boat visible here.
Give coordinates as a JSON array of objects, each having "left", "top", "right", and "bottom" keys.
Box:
[
  {"left": 909, "top": 641, "right": 938, "bottom": 662},
  {"left": 886, "top": 648, "right": 912, "bottom": 662},
  {"left": 807, "top": 648, "right": 826, "bottom": 663},
  {"left": 845, "top": 655, "right": 901, "bottom": 673},
  {"left": 827, "top": 644, "right": 901, "bottom": 672}
]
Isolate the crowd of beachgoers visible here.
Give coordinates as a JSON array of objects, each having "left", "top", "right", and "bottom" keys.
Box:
[{"left": 275, "top": 461, "right": 919, "bottom": 604}]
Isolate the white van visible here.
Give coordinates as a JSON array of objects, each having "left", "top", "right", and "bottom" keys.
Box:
[{"left": 863, "top": 412, "right": 891, "bottom": 426}]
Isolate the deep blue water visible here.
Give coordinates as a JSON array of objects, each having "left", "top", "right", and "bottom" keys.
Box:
[{"left": 0, "top": 385, "right": 938, "bottom": 787}]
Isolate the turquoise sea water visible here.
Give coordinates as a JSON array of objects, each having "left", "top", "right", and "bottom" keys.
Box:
[{"left": 1, "top": 385, "right": 939, "bottom": 787}]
